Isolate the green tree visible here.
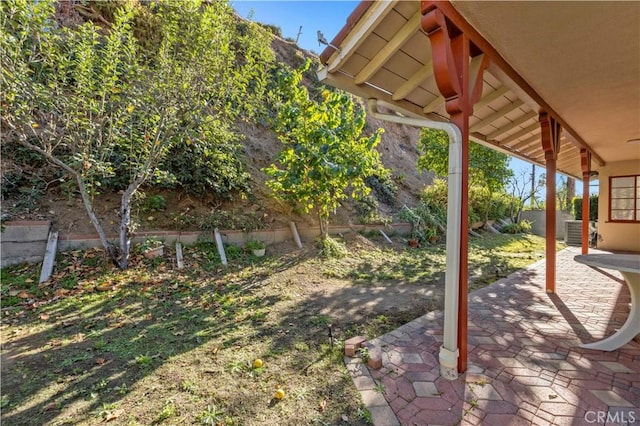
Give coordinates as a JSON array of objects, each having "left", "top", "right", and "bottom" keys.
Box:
[
  {"left": 265, "top": 62, "right": 386, "bottom": 238},
  {"left": 418, "top": 129, "right": 513, "bottom": 222},
  {"left": 1, "top": 0, "right": 273, "bottom": 268}
]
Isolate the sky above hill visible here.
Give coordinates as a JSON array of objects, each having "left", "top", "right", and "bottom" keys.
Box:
[
  {"left": 232, "top": 0, "right": 358, "bottom": 55},
  {"left": 231, "top": 1, "right": 596, "bottom": 196}
]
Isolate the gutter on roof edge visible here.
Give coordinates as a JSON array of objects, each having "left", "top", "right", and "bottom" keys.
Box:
[{"left": 319, "top": 1, "right": 373, "bottom": 64}]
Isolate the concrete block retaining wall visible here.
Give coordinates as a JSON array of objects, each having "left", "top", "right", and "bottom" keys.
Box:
[
  {"left": 2, "top": 221, "right": 412, "bottom": 266},
  {"left": 1, "top": 221, "right": 51, "bottom": 267}
]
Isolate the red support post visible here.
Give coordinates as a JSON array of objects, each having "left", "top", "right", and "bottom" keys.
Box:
[
  {"left": 581, "top": 149, "right": 592, "bottom": 254},
  {"left": 422, "top": 3, "right": 487, "bottom": 374},
  {"left": 539, "top": 111, "right": 562, "bottom": 293}
]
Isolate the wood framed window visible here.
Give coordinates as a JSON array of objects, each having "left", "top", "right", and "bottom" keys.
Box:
[{"left": 609, "top": 175, "right": 640, "bottom": 222}]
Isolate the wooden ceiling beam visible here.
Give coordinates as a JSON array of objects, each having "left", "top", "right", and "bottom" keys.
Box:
[
  {"left": 485, "top": 111, "right": 537, "bottom": 140},
  {"left": 355, "top": 12, "right": 422, "bottom": 85},
  {"left": 469, "top": 99, "right": 524, "bottom": 132},
  {"left": 472, "top": 86, "right": 509, "bottom": 111},
  {"left": 499, "top": 122, "right": 539, "bottom": 145},
  {"left": 422, "top": 95, "right": 445, "bottom": 113},
  {"left": 507, "top": 133, "right": 540, "bottom": 150},
  {"left": 392, "top": 60, "right": 433, "bottom": 100}
]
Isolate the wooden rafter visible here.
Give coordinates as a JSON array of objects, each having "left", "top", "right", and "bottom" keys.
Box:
[
  {"left": 392, "top": 60, "right": 433, "bottom": 100},
  {"left": 486, "top": 111, "right": 537, "bottom": 140},
  {"left": 326, "top": 1, "right": 399, "bottom": 72},
  {"left": 500, "top": 122, "right": 539, "bottom": 146},
  {"left": 355, "top": 12, "right": 422, "bottom": 85},
  {"left": 423, "top": 95, "right": 445, "bottom": 113},
  {"left": 469, "top": 99, "right": 524, "bottom": 132},
  {"left": 472, "top": 86, "right": 509, "bottom": 111},
  {"left": 508, "top": 132, "right": 540, "bottom": 150}
]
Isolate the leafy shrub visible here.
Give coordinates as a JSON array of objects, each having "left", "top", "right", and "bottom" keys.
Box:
[
  {"left": 354, "top": 195, "right": 390, "bottom": 225},
  {"left": 141, "top": 195, "right": 166, "bottom": 212},
  {"left": 398, "top": 204, "right": 444, "bottom": 243},
  {"left": 318, "top": 236, "right": 348, "bottom": 258},
  {"left": 365, "top": 175, "right": 397, "bottom": 207},
  {"left": 162, "top": 137, "right": 250, "bottom": 198},
  {"left": 258, "top": 23, "right": 282, "bottom": 38},
  {"left": 501, "top": 220, "right": 532, "bottom": 234},
  {"left": 572, "top": 195, "right": 598, "bottom": 221}
]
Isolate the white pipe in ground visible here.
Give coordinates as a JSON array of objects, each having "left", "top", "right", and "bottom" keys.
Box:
[{"left": 367, "top": 99, "right": 462, "bottom": 380}]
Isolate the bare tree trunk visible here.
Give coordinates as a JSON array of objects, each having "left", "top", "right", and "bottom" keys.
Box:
[
  {"left": 75, "top": 173, "right": 119, "bottom": 261},
  {"left": 17, "top": 138, "right": 118, "bottom": 261},
  {"left": 117, "top": 187, "right": 134, "bottom": 270},
  {"left": 116, "top": 173, "right": 147, "bottom": 270},
  {"left": 318, "top": 212, "right": 328, "bottom": 240},
  {"left": 566, "top": 177, "right": 575, "bottom": 211},
  {"left": 530, "top": 164, "right": 536, "bottom": 208}
]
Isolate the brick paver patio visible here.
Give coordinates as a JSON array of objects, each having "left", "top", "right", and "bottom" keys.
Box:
[{"left": 347, "top": 247, "right": 640, "bottom": 425}]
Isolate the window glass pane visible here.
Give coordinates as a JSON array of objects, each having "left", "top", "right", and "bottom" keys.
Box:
[
  {"left": 612, "top": 176, "right": 635, "bottom": 187},
  {"left": 611, "top": 210, "right": 633, "bottom": 220},
  {"left": 637, "top": 210, "right": 640, "bottom": 221},
  {"left": 637, "top": 186, "right": 640, "bottom": 198},
  {"left": 612, "top": 199, "right": 634, "bottom": 209},
  {"left": 637, "top": 176, "right": 640, "bottom": 187},
  {"left": 612, "top": 188, "right": 634, "bottom": 198}
]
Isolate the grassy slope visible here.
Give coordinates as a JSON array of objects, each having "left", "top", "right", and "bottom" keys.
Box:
[{"left": 0, "top": 234, "right": 561, "bottom": 425}]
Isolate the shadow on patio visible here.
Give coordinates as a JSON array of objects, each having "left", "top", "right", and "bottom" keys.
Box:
[{"left": 347, "top": 247, "right": 640, "bottom": 425}]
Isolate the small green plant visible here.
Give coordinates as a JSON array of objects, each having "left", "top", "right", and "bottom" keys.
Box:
[
  {"left": 153, "top": 399, "right": 176, "bottom": 424},
  {"left": 135, "top": 354, "right": 153, "bottom": 367},
  {"left": 141, "top": 194, "right": 167, "bottom": 212},
  {"left": 114, "top": 383, "right": 128, "bottom": 395},
  {"left": 244, "top": 240, "right": 266, "bottom": 251},
  {"left": 374, "top": 381, "right": 386, "bottom": 394},
  {"left": 357, "top": 406, "right": 373, "bottom": 424},
  {"left": 357, "top": 347, "right": 370, "bottom": 363},
  {"left": 198, "top": 404, "right": 226, "bottom": 425},
  {"left": 309, "top": 315, "right": 331, "bottom": 327},
  {"left": 181, "top": 380, "right": 197, "bottom": 393},
  {"left": 139, "top": 237, "right": 163, "bottom": 252}
]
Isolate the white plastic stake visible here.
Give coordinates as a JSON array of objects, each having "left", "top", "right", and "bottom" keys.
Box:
[
  {"left": 39, "top": 231, "right": 58, "bottom": 283},
  {"left": 379, "top": 229, "right": 393, "bottom": 244},
  {"left": 214, "top": 228, "right": 227, "bottom": 266},
  {"left": 175, "top": 242, "right": 184, "bottom": 269},
  {"left": 289, "top": 221, "right": 303, "bottom": 249}
]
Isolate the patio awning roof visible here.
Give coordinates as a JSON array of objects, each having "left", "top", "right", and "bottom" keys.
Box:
[{"left": 318, "top": 1, "right": 640, "bottom": 178}]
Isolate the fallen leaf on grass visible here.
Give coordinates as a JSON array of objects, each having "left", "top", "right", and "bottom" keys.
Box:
[
  {"left": 319, "top": 398, "right": 327, "bottom": 412},
  {"left": 96, "top": 357, "right": 106, "bottom": 365},
  {"left": 43, "top": 402, "right": 57, "bottom": 411},
  {"left": 39, "top": 314, "right": 50, "bottom": 321},
  {"left": 104, "top": 409, "right": 123, "bottom": 422},
  {"left": 17, "top": 290, "right": 32, "bottom": 299},
  {"left": 25, "top": 278, "right": 34, "bottom": 283},
  {"left": 55, "top": 289, "right": 70, "bottom": 297}
]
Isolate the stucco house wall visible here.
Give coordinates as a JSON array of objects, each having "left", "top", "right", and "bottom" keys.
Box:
[{"left": 596, "top": 159, "right": 640, "bottom": 252}]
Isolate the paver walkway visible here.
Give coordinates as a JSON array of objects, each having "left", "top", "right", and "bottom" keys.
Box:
[{"left": 347, "top": 247, "right": 640, "bottom": 425}]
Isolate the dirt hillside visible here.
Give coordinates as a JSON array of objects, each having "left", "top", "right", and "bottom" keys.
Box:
[{"left": 1, "top": 24, "right": 434, "bottom": 237}]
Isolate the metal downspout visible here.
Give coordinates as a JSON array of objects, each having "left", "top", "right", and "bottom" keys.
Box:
[{"left": 367, "top": 99, "right": 462, "bottom": 380}]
